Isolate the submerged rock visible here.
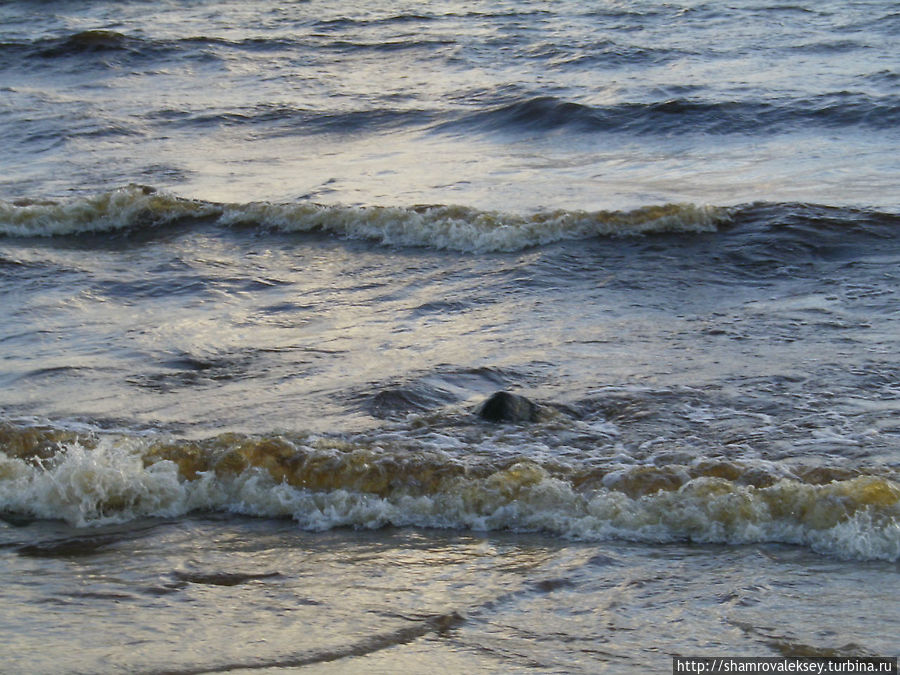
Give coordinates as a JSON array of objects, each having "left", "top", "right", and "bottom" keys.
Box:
[{"left": 477, "top": 391, "right": 538, "bottom": 423}]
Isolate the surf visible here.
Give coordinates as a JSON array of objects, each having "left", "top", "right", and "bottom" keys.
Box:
[
  {"left": 0, "top": 185, "right": 728, "bottom": 252},
  {"left": 1, "top": 422, "right": 898, "bottom": 562}
]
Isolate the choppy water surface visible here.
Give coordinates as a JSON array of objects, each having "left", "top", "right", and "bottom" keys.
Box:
[
  {"left": 1, "top": 0, "right": 898, "bottom": 208},
  {"left": 1, "top": 0, "right": 899, "bottom": 673}
]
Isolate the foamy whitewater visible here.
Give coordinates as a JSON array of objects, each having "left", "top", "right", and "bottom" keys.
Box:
[
  {"left": 1, "top": 0, "right": 898, "bottom": 673},
  {"left": 1, "top": 185, "right": 727, "bottom": 249},
  {"left": 2, "top": 430, "right": 899, "bottom": 562}
]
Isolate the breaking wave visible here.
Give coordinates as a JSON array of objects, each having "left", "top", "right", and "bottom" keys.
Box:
[
  {"left": 1, "top": 423, "right": 898, "bottom": 562},
  {"left": 0, "top": 185, "right": 728, "bottom": 252}
]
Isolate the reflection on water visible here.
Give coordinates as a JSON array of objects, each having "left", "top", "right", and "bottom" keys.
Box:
[
  {"left": 1, "top": 519, "right": 896, "bottom": 674},
  {"left": 1, "top": 0, "right": 899, "bottom": 670}
]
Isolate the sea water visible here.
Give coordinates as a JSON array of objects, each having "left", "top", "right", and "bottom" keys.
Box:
[{"left": 1, "top": 1, "right": 898, "bottom": 672}]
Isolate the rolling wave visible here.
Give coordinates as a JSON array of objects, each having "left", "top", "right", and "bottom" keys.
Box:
[
  {"left": 1, "top": 422, "right": 897, "bottom": 561},
  {"left": 0, "top": 185, "right": 728, "bottom": 252},
  {"left": 3, "top": 186, "right": 899, "bottom": 255}
]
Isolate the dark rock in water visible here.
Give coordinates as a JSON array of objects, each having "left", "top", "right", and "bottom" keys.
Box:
[{"left": 477, "top": 391, "right": 538, "bottom": 423}]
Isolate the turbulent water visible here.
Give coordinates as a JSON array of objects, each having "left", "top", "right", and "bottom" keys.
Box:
[{"left": 1, "top": 1, "right": 899, "bottom": 673}]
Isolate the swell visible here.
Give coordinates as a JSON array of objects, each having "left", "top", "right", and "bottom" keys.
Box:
[
  {"left": 436, "top": 94, "right": 900, "bottom": 135},
  {"left": 1, "top": 423, "right": 898, "bottom": 562}
]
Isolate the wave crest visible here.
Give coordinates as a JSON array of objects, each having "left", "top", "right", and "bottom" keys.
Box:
[
  {"left": 1, "top": 426, "right": 898, "bottom": 561},
  {"left": 0, "top": 186, "right": 728, "bottom": 252},
  {"left": 437, "top": 94, "right": 900, "bottom": 135},
  {"left": 0, "top": 186, "right": 218, "bottom": 237}
]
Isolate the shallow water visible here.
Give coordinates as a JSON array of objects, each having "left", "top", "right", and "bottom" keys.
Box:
[
  {"left": 1, "top": 0, "right": 899, "bottom": 672},
  {"left": 1, "top": 519, "right": 897, "bottom": 674}
]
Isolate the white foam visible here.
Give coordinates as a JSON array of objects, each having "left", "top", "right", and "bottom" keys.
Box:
[
  {"left": 1, "top": 186, "right": 729, "bottom": 251},
  {"left": 2, "top": 438, "right": 897, "bottom": 561},
  {"left": 0, "top": 439, "right": 187, "bottom": 526},
  {"left": 0, "top": 186, "right": 218, "bottom": 237},
  {"left": 219, "top": 201, "right": 728, "bottom": 252}
]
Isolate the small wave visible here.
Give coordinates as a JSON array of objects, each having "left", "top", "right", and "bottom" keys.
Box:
[
  {"left": 1, "top": 424, "right": 897, "bottom": 561},
  {"left": 313, "top": 14, "right": 434, "bottom": 30},
  {"left": 716, "top": 202, "right": 900, "bottom": 275},
  {"left": 0, "top": 185, "right": 728, "bottom": 252},
  {"left": 321, "top": 38, "right": 456, "bottom": 53},
  {"left": 35, "top": 31, "right": 300, "bottom": 59},
  {"left": 5, "top": 187, "right": 898, "bottom": 256},
  {"left": 4, "top": 27, "right": 451, "bottom": 69},
  {"left": 0, "top": 32, "right": 154, "bottom": 70},
  {"left": 218, "top": 201, "right": 726, "bottom": 252},
  {"left": 180, "top": 35, "right": 301, "bottom": 51},
  {"left": 0, "top": 186, "right": 219, "bottom": 237},
  {"left": 546, "top": 44, "right": 682, "bottom": 69},
  {"left": 1, "top": 30, "right": 273, "bottom": 68},
  {"left": 38, "top": 30, "right": 145, "bottom": 57},
  {"left": 437, "top": 94, "right": 900, "bottom": 135},
  {"left": 144, "top": 105, "right": 436, "bottom": 135}
]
